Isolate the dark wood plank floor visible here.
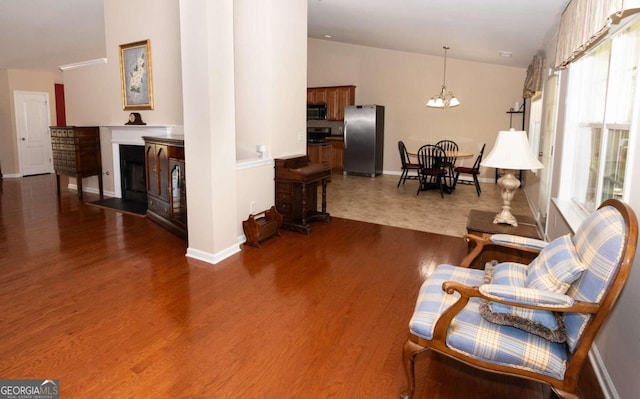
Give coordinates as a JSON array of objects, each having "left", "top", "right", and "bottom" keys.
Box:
[{"left": 0, "top": 175, "right": 602, "bottom": 398}]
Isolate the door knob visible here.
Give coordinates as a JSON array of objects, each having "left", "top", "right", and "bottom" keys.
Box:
[{"left": 21, "top": 137, "right": 26, "bottom": 141}]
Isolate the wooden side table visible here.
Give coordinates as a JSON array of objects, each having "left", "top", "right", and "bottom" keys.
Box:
[{"left": 466, "top": 209, "right": 541, "bottom": 239}]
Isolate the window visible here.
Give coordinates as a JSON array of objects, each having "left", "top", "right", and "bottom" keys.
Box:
[{"left": 561, "top": 18, "right": 640, "bottom": 213}]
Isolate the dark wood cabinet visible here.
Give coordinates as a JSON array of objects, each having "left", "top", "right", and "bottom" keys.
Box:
[
  {"left": 169, "top": 158, "right": 187, "bottom": 227},
  {"left": 307, "top": 85, "right": 355, "bottom": 121},
  {"left": 50, "top": 126, "right": 103, "bottom": 199},
  {"left": 143, "top": 135, "right": 187, "bottom": 240}
]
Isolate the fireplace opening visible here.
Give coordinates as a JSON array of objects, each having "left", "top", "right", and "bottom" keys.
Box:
[{"left": 120, "top": 145, "right": 147, "bottom": 205}]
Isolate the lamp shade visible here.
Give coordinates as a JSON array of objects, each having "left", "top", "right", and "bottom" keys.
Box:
[{"left": 481, "top": 130, "right": 543, "bottom": 170}]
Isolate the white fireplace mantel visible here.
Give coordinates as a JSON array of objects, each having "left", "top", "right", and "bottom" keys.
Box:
[
  {"left": 106, "top": 125, "right": 181, "bottom": 198},
  {"left": 108, "top": 125, "right": 180, "bottom": 145}
]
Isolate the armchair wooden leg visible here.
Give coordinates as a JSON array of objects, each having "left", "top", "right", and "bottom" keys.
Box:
[{"left": 400, "top": 337, "right": 427, "bottom": 399}]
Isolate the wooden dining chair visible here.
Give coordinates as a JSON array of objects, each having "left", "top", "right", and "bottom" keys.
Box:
[
  {"left": 397, "top": 141, "right": 420, "bottom": 187},
  {"left": 452, "top": 143, "right": 485, "bottom": 196},
  {"left": 416, "top": 144, "right": 447, "bottom": 198},
  {"left": 435, "top": 140, "right": 458, "bottom": 188}
]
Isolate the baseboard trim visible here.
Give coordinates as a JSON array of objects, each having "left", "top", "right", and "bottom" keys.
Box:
[
  {"left": 1, "top": 173, "right": 22, "bottom": 178},
  {"left": 589, "top": 345, "right": 619, "bottom": 399},
  {"left": 186, "top": 243, "right": 241, "bottom": 265},
  {"left": 67, "top": 183, "right": 116, "bottom": 198}
]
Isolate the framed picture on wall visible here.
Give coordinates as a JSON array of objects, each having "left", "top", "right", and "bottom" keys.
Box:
[{"left": 119, "top": 39, "right": 154, "bottom": 110}]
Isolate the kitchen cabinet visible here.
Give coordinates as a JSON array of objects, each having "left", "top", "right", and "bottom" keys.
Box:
[
  {"left": 144, "top": 135, "right": 187, "bottom": 240},
  {"left": 307, "top": 85, "right": 356, "bottom": 121},
  {"left": 326, "top": 86, "right": 355, "bottom": 121},
  {"left": 307, "top": 139, "right": 344, "bottom": 171},
  {"left": 50, "top": 126, "right": 103, "bottom": 200},
  {"left": 307, "top": 142, "right": 332, "bottom": 167},
  {"left": 307, "top": 88, "right": 328, "bottom": 105},
  {"left": 326, "top": 137, "right": 344, "bottom": 171}
]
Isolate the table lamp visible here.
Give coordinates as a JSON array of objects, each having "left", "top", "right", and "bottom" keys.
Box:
[{"left": 480, "top": 129, "right": 543, "bottom": 226}]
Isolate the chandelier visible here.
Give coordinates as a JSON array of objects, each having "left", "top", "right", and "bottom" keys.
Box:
[{"left": 426, "top": 46, "right": 460, "bottom": 109}]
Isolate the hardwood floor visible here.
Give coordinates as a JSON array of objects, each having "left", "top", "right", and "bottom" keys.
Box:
[{"left": 0, "top": 175, "right": 601, "bottom": 398}]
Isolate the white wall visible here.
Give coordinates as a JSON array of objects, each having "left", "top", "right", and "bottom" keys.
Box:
[
  {"left": 179, "top": 0, "right": 307, "bottom": 262},
  {"left": 61, "top": 0, "right": 307, "bottom": 262},
  {"left": 179, "top": 0, "right": 238, "bottom": 260},
  {"left": 63, "top": 0, "right": 184, "bottom": 195},
  {"left": 65, "top": 0, "right": 183, "bottom": 127},
  {"left": 593, "top": 57, "right": 640, "bottom": 399},
  {"left": 307, "top": 38, "right": 526, "bottom": 179},
  {"left": 233, "top": 0, "right": 307, "bottom": 235}
]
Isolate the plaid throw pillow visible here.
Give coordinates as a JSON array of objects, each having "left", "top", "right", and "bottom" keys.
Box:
[
  {"left": 480, "top": 261, "right": 567, "bottom": 343},
  {"left": 526, "top": 234, "right": 586, "bottom": 293}
]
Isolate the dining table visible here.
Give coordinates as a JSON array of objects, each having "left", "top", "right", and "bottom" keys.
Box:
[
  {"left": 446, "top": 150, "right": 474, "bottom": 159},
  {"left": 407, "top": 149, "right": 474, "bottom": 159},
  {"left": 408, "top": 148, "right": 474, "bottom": 194}
]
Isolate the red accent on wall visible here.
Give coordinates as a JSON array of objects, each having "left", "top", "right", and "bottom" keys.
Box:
[{"left": 54, "top": 83, "right": 66, "bottom": 126}]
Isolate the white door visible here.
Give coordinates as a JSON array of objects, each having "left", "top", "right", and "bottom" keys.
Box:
[{"left": 14, "top": 91, "right": 53, "bottom": 176}]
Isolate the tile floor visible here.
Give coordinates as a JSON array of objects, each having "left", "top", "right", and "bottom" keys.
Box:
[{"left": 324, "top": 172, "right": 534, "bottom": 237}]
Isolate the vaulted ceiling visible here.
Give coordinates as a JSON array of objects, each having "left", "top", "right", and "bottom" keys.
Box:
[{"left": 0, "top": 0, "right": 568, "bottom": 73}]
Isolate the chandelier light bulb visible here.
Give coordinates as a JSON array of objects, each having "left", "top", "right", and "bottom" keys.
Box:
[{"left": 426, "top": 46, "right": 460, "bottom": 109}]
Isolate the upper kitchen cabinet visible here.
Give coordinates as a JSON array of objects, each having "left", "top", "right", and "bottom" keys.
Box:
[
  {"left": 307, "top": 88, "right": 328, "bottom": 105},
  {"left": 307, "top": 85, "right": 356, "bottom": 121}
]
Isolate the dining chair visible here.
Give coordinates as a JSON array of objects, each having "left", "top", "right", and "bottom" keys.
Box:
[
  {"left": 452, "top": 143, "right": 485, "bottom": 196},
  {"left": 416, "top": 144, "right": 447, "bottom": 198},
  {"left": 400, "top": 199, "right": 638, "bottom": 399},
  {"left": 435, "top": 140, "right": 458, "bottom": 188},
  {"left": 397, "top": 141, "right": 420, "bottom": 187}
]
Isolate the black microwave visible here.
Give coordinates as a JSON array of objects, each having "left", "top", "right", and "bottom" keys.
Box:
[{"left": 307, "top": 103, "right": 328, "bottom": 120}]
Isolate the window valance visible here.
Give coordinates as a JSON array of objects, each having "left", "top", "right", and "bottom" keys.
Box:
[
  {"left": 523, "top": 54, "right": 545, "bottom": 98},
  {"left": 555, "top": 0, "right": 640, "bottom": 68}
]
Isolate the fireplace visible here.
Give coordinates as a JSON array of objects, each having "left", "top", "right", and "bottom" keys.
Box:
[
  {"left": 119, "top": 145, "right": 147, "bottom": 204},
  {"left": 109, "top": 125, "right": 177, "bottom": 199}
]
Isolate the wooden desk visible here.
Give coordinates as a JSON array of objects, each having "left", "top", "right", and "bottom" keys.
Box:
[
  {"left": 275, "top": 155, "right": 331, "bottom": 234},
  {"left": 466, "top": 209, "right": 542, "bottom": 239}
]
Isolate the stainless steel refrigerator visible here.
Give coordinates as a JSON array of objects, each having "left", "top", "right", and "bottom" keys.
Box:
[{"left": 343, "top": 105, "right": 385, "bottom": 177}]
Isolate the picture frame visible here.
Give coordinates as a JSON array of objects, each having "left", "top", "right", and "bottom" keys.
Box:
[{"left": 119, "top": 39, "right": 154, "bottom": 110}]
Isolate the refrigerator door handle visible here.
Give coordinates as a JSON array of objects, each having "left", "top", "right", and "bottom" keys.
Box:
[{"left": 343, "top": 121, "right": 348, "bottom": 149}]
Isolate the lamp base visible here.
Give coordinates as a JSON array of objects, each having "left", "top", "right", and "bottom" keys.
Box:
[
  {"left": 493, "top": 209, "right": 519, "bottom": 226},
  {"left": 493, "top": 172, "right": 521, "bottom": 227}
]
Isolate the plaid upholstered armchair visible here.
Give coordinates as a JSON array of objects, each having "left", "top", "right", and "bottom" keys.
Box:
[{"left": 400, "top": 199, "right": 638, "bottom": 399}]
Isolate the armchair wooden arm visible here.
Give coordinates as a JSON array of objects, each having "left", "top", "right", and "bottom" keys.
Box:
[
  {"left": 402, "top": 200, "right": 638, "bottom": 399},
  {"left": 460, "top": 234, "right": 541, "bottom": 269},
  {"left": 431, "top": 281, "right": 600, "bottom": 343}
]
